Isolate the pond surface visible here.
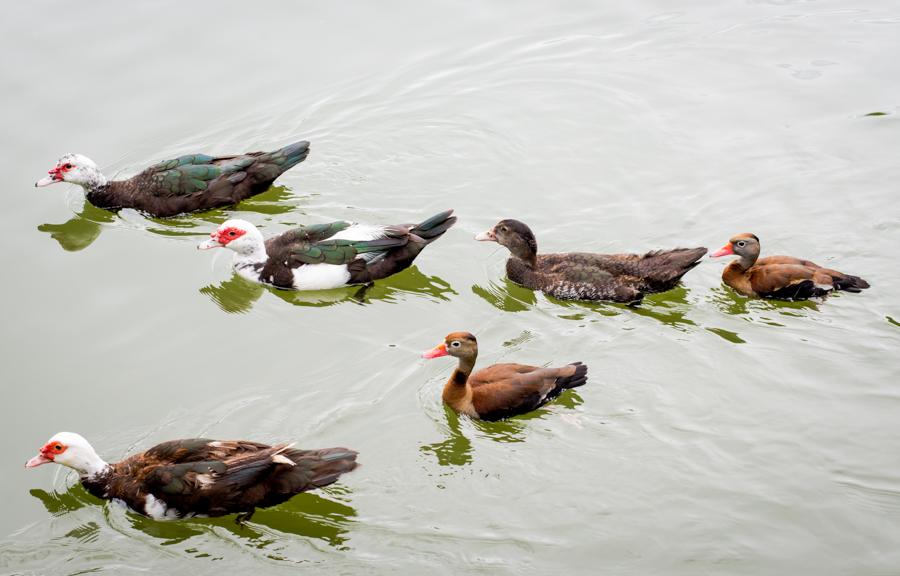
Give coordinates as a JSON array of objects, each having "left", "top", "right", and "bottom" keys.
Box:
[{"left": 2, "top": 1, "right": 899, "bottom": 574}]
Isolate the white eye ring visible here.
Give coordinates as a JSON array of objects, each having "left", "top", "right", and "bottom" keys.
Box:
[
  {"left": 736, "top": 241, "right": 746, "bottom": 247},
  {"left": 450, "top": 341, "right": 461, "bottom": 348}
]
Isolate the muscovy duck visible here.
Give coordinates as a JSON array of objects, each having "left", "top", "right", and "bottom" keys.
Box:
[
  {"left": 711, "top": 233, "right": 870, "bottom": 299},
  {"left": 475, "top": 219, "right": 707, "bottom": 303},
  {"left": 198, "top": 209, "right": 456, "bottom": 290},
  {"left": 422, "top": 332, "right": 588, "bottom": 421},
  {"left": 35, "top": 140, "right": 310, "bottom": 217},
  {"left": 26, "top": 432, "right": 357, "bottom": 523}
]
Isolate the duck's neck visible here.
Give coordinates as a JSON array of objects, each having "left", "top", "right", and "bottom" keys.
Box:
[
  {"left": 233, "top": 243, "right": 269, "bottom": 268},
  {"left": 736, "top": 253, "right": 758, "bottom": 271},
  {"left": 451, "top": 355, "right": 476, "bottom": 386}
]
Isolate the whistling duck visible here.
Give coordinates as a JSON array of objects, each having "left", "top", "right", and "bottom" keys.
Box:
[
  {"left": 26, "top": 432, "right": 357, "bottom": 523},
  {"left": 711, "top": 233, "right": 870, "bottom": 299},
  {"left": 475, "top": 219, "right": 707, "bottom": 303},
  {"left": 198, "top": 210, "right": 456, "bottom": 290},
  {"left": 35, "top": 140, "right": 310, "bottom": 217},
  {"left": 422, "top": 332, "right": 588, "bottom": 421}
]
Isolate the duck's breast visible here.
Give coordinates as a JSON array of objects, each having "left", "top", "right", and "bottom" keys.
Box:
[{"left": 291, "top": 263, "right": 352, "bottom": 290}]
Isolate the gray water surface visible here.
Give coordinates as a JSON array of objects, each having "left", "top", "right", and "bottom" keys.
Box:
[{"left": 2, "top": 1, "right": 899, "bottom": 574}]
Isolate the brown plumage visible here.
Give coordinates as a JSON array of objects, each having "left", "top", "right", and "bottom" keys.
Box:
[
  {"left": 475, "top": 219, "right": 707, "bottom": 303},
  {"left": 711, "top": 233, "right": 870, "bottom": 300},
  {"left": 423, "top": 332, "right": 588, "bottom": 421},
  {"left": 26, "top": 432, "right": 357, "bottom": 523}
]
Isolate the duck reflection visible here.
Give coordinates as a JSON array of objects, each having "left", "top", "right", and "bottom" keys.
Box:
[
  {"left": 37, "top": 185, "right": 300, "bottom": 252},
  {"left": 201, "top": 266, "right": 456, "bottom": 312},
  {"left": 709, "top": 285, "right": 820, "bottom": 318},
  {"left": 31, "top": 483, "right": 356, "bottom": 548},
  {"left": 473, "top": 279, "right": 697, "bottom": 328},
  {"left": 420, "top": 408, "right": 474, "bottom": 467}
]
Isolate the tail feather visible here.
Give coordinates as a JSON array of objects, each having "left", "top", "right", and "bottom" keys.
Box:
[
  {"left": 833, "top": 273, "right": 870, "bottom": 292},
  {"left": 260, "top": 140, "right": 311, "bottom": 173},
  {"left": 643, "top": 247, "right": 707, "bottom": 287},
  {"left": 287, "top": 447, "right": 358, "bottom": 490},
  {"left": 412, "top": 209, "right": 457, "bottom": 240},
  {"left": 555, "top": 362, "right": 588, "bottom": 390}
]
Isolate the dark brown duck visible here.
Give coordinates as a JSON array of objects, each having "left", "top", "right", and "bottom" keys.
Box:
[
  {"left": 711, "top": 233, "right": 870, "bottom": 299},
  {"left": 475, "top": 219, "right": 707, "bottom": 303},
  {"left": 423, "top": 331, "right": 588, "bottom": 421},
  {"left": 35, "top": 140, "right": 310, "bottom": 217},
  {"left": 26, "top": 432, "right": 357, "bottom": 523}
]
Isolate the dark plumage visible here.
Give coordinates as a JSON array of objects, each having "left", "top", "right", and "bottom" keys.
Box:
[
  {"left": 26, "top": 432, "right": 357, "bottom": 523},
  {"left": 35, "top": 141, "right": 310, "bottom": 217},
  {"left": 711, "top": 233, "right": 870, "bottom": 300},
  {"left": 423, "top": 332, "right": 588, "bottom": 421},
  {"left": 475, "top": 219, "right": 707, "bottom": 303},
  {"left": 199, "top": 210, "right": 456, "bottom": 290}
]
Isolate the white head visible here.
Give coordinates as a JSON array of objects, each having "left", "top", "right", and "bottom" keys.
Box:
[
  {"left": 35, "top": 154, "right": 107, "bottom": 189},
  {"left": 197, "top": 219, "right": 266, "bottom": 258},
  {"left": 26, "top": 432, "right": 109, "bottom": 478}
]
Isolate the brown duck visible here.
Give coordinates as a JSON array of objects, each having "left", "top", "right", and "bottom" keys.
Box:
[
  {"left": 26, "top": 432, "right": 357, "bottom": 524},
  {"left": 711, "top": 233, "right": 870, "bottom": 299},
  {"left": 422, "top": 332, "right": 588, "bottom": 421},
  {"left": 475, "top": 219, "right": 707, "bottom": 303}
]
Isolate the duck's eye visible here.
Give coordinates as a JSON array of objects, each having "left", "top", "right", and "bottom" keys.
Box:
[
  {"left": 500, "top": 226, "right": 508, "bottom": 233},
  {"left": 64, "top": 163, "right": 73, "bottom": 170},
  {"left": 450, "top": 341, "right": 461, "bottom": 348},
  {"left": 736, "top": 241, "right": 746, "bottom": 247},
  {"left": 53, "top": 444, "right": 62, "bottom": 451},
  {"left": 228, "top": 230, "right": 237, "bottom": 237}
]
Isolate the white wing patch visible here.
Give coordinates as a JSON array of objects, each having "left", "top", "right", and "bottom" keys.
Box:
[
  {"left": 330, "top": 224, "right": 388, "bottom": 242},
  {"left": 292, "top": 263, "right": 352, "bottom": 290},
  {"left": 144, "top": 493, "right": 180, "bottom": 520},
  {"left": 272, "top": 454, "right": 295, "bottom": 466}
]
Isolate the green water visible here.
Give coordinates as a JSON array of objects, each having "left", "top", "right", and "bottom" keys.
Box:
[{"left": 2, "top": 1, "right": 899, "bottom": 574}]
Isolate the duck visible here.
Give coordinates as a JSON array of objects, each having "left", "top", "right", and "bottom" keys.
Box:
[
  {"left": 710, "top": 233, "right": 870, "bottom": 299},
  {"left": 198, "top": 209, "right": 456, "bottom": 290},
  {"left": 25, "top": 432, "right": 357, "bottom": 523},
  {"left": 475, "top": 219, "right": 707, "bottom": 303},
  {"left": 422, "top": 332, "right": 588, "bottom": 421},
  {"left": 35, "top": 140, "right": 310, "bottom": 217}
]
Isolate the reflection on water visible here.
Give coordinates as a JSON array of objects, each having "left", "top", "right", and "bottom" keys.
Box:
[
  {"left": 708, "top": 285, "right": 820, "bottom": 318},
  {"left": 31, "top": 484, "right": 356, "bottom": 549},
  {"left": 201, "top": 266, "right": 456, "bottom": 312},
  {"left": 37, "top": 185, "right": 303, "bottom": 251},
  {"left": 421, "top": 391, "right": 584, "bottom": 466},
  {"left": 471, "top": 278, "right": 537, "bottom": 312}
]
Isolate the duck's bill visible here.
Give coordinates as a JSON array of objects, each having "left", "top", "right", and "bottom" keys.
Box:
[
  {"left": 35, "top": 175, "right": 60, "bottom": 187},
  {"left": 25, "top": 454, "right": 51, "bottom": 468},
  {"left": 197, "top": 238, "right": 223, "bottom": 250},
  {"left": 474, "top": 229, "right": 496, "bottom": 242},
  {"left": 422, "top": 343, "right": 448, "bottom": 359},
  {"left": 710, "top": 244, "right": 734, "bottom": 258}
]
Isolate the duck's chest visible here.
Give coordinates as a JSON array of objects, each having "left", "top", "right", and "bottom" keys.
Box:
[
  {"left": 723, "top": 263, "right": 754, "bottom": 296},
  {"left": 239, "top": 257, "right": 351, "bottom": 290}
]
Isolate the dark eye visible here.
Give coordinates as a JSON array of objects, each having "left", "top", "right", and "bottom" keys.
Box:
[
  {"left": 450, "top": 341, "right": 461, "bottom": 348},
  {"left": 228, "top": 231, "right": 237, "bottom": 237},
  {"left": 736, "top": 241, "right": 746, "bottom": 247},
  {"left": 54, "top": 444, "right": 62, "bottom": 451},
  {"left": 500, "top": 226, "right": 508, "bottom": 233},
  {"left": 64, "top": 163, "right": 73, "bottom": 169}
]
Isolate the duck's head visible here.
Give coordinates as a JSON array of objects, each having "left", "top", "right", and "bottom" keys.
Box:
[
  {"left": 423, "top": 331, "right": 478, "bottom": 361},
  {"left": 711, "top": 233, "right": 760, "bottom": 266},
  {"left": 26, "top": 432, "right": 108, "bottom": 477},
  {"left": 198, "top": 219, "right": 266, "bottom": 256},
  {"left": 35, "top": 154, "right": 106, "bottom": 189},
  {"left": 475, "top": 219, "right": 537, "bottom": 262}
]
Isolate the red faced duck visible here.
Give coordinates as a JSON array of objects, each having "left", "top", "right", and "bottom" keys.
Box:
[
  {"left": 711, "top": 233, "right": 870, "bottom": 299},
  {"left": 26, "top": 432, "right": 357, "bottom": 524},
  {"left": 475, "top": 219, "right": 706, "bottom": 303},
  {"left": 423, "top": 332, "right": 588, "bottom": 421},
  {"left": 35, "top": 140, "right": 310, "bottom": 217}
]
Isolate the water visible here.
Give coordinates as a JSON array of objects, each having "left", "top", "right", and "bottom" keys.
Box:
[{"left": 2, "top": 1, "right": 899, "bottom": 574}]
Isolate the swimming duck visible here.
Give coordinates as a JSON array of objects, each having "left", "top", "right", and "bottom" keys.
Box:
[
  {"left": 422, "top": 332, "right": 588, "bottom": 421},
  {"left": 199, "top": 209, "right": 456, "bottom": 290},
  {"left": 475, "top": 219, "right": 707, "bottom": 303},
  {"left": 35, "top": 140, "right": 310, "bottom": 217},
  {"left": 25, "top": 432, "right": 357, "bottom": 523},
  {"left": 711, "top": 233, "right": 870, "bottom": 299}
]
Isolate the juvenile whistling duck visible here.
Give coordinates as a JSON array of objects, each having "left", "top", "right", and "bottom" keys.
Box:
[
  {"left": 711, "top": 233, "right": 870, "bottom": 299},
  {"left": 35, "top": 140, "right": 310, "bottom": 217},
  {"left": 198, "top": 210, "right": 456, "bottom": 290},
  {"left": 422, "top": 332, "right": 588, "bottom": 421},
  {"left": 475, "top": 219, "right": 707, "bottom": 303},
  {"left": 26, "top": 432, "right": 357, "bottom": 523}
]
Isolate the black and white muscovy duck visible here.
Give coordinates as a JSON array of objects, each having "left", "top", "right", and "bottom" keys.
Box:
[
  {"left": 198, "top": 209, "right": 457, "bottom": 290},
  {"left": 475, "top": 219, "right": 707, "bottom": 303},
  {"left": 35, "top": 140, "right": 310, "bottom": 217},
  {"left": 26, "top": 432, "right": 357, "bottom": 523}
]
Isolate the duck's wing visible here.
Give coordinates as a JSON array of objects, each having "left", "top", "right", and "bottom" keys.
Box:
[{"left": 470, "top": 364, "right": 585, "bottom": 421}]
